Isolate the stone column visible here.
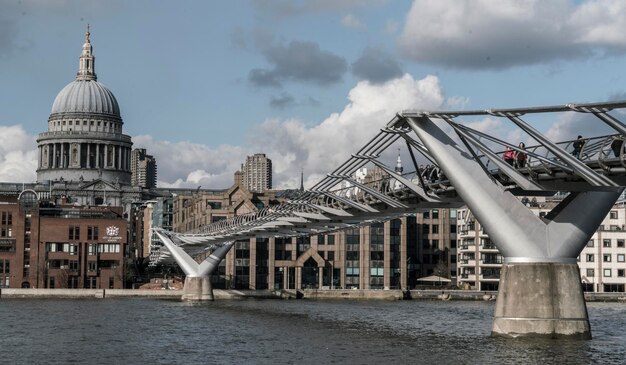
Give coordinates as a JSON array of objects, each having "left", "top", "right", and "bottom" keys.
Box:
[
  {"left": 400, "top": 217, "right": 408, "bottom": 290},
  {"left": 295, "top": 266, "right": 301, "bottom": 290},
  {"left": 384, "top": 220, "right": 391, "bottom": 289},
  {"left": 103, "top": 144, "right": 108, "bottom": 168},
  {"left": 86, "top": 143, "right": 91, "bottom": 168},
  {"left": 249, "top": 238, "right": 256, "bottom": 290},
  {"left": 117, "top": 145, "right": 122, "bottom": 170},
  {"left": 52, "top": 143, "right": 57, "bottom": 168},
  {"left": 60, "top": 143, "right": 65, "bottom": 168},
  {"left": 95, "top": 144, "right": 100, "bottom": 168},
  {"left": 268, "top": 238, "right": 276, "bottom": 289},
  {"left": 361, "top": 226, "right": 370, "bottom": 289}
]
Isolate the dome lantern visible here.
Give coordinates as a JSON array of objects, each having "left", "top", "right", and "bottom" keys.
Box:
[{"left": 77, "top": 24, "right": 96, "bottom": 81}]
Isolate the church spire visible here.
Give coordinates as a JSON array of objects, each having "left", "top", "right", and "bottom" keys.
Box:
[
  {"left": 77, "top": 24, "right": 97, "bottom": 81},
  {"left": 299, "top": 169, "right": 304, "bottom": 192},
  {"left": 395, "top": 148, "right": 403, "bottom": 174}
]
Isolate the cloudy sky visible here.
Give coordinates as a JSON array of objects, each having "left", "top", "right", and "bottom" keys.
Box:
[{"left": 2, "top": 0, "right": 626, "bottom": 188}]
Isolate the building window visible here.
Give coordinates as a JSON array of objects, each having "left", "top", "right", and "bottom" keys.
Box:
[
  {"left": 603, "top": 239, "right": 611, "bottom": 248},
  {"left": 432, "top": 225, "right": 439, "bottom": 234},
  {"left": 586, "top": 268, "right": 594, "bottom": 277},
  {"left": 618, "top": 254, "right": 625, "bottom": 263},
  {"left": 317, "top": 235, "right": 325, "bottom": 245},
  {"left": 604, "top": 254, "right": 611, "bottom": 262},
  {"left": 68, "top": 226, "right": 80, "bottom": 240},
  {"left": 604, "top": 269, "right": 612, "bottom": 277},
  {"left": 618, "top": 269, "right": 625, "bottom": 278},
  {"left": 586, "top": 254, "right": 594, "bottom": 262},
  {"left": 587, "top": 239, "right": 594, "bottom": 247},
  {"left": 327, "top": 251, "right": 334, "bottom": 261},
  {"left": 618, "top": 240, "right": 625, "bottom": 248},
  {"left": 610, "top": 210, "right": 618, "bottom": 219},
  {"left": 327, "top": 235, "right": 335, "bottom": 245},
  {"left": 432, "top": 209, "right": 439, "bottom": 219}
]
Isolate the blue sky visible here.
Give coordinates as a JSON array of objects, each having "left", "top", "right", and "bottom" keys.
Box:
[{"left": 2, "top": 0, "right": 626, "bottom": 188}]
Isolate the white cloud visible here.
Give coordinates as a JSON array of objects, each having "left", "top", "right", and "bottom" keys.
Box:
[
  {"left": 244, "top": 73, "right": 446, "bottom": 188},
  {"left": 132, "top": 135, "right": 247, "bottom": 189},
  {"left": 398, "top": 0, "right": 626, "bottom": 69},
  {"left": 341, "top": 14, "right": 365, "bottom": 30},
  {"left": 0, "top": 125, "right": 37, "bottom": 182},
  {"left": 544, "top": 112, "right": 613, "bottom": 143},
  {"left": 142, "top": 73, "right": 447, "bottom": 189}
]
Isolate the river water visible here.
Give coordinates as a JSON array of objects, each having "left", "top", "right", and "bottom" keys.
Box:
[{"left": 0, "top": 298, "right": 624, "bottom": 364}]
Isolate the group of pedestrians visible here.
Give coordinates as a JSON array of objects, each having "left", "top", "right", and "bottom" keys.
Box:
[
  {"left": 503, "top": 142, "right": 527, "bottom": 168},
  {"left": 419, "top": 164, "right": 443, "bottom": 183}
]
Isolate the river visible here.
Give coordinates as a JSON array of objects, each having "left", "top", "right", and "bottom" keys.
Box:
[{"left": 0, "top": 299, "right": 624, "bottom": 364}]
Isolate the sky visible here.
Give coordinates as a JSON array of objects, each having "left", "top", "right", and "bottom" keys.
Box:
[{"left": 2, "top": 0, "right": 626, "bottom": 189}]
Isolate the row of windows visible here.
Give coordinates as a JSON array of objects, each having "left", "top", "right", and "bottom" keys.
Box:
[
  {"left": 0, "top": 228, "right": 12, "bottom": 238},
  {"left": 586, "top": 268, "right": 626, "bottom": 277},
  {"left": 1, "top": 211, "right": 13, "bottom": 226},
  {"left": 53, "top": 120, "right": 120, "bottom": 130},
  {"left": 588, "top": 239, "right": 626, "bottom": 248},
  {"left": 47, "top": 243, "right": 120, "bottom": 254},
  {"left": 0, "top": 259, "right": 10, "bottom": 274},
  {"left": 68, "top": 226, "right": 100, "bottom": 240},
  {"left": 585, "top": 253, "right": 626, "bottom": 262}
]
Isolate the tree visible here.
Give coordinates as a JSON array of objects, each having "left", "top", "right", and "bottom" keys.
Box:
[
  {"left": 434, "top": 260, "right": 449, "bottom": 279},
  {"left": 57, "top": 268, "right": 69, "bottom": 288}
]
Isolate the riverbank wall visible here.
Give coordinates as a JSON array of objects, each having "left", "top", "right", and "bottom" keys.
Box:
[{"left": 1, "top": 288, "right": 625, "bottom": 302}]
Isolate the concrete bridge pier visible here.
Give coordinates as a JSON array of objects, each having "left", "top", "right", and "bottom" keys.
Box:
[
  {"left": 182, "top": 276, "right": 213, "bottom": 301},
  {"left": 406, "top": 115, "right": 623, "bottom": 338},
  {"left": 493, "top": 262, "right": 589, "bottom": 339},
  {"left": 153, "top": 229, "right": 234, "bottom": 301}
]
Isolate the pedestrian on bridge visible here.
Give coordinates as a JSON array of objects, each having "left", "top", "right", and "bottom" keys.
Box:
[
  {"left": 611, "top": 136, "right": 624, "bottom": 158},
  {"left": 515, "top": 142, "right": 527, "bottom": 168},
  {"left": 572, "top": 135, "right": 585, "bottom": 159},
  {"left": 503, "top": 146, "right": 515, "bottom": 166}
]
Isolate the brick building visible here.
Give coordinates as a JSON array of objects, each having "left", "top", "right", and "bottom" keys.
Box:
[{"left": 0, "top": 191, "right": 126, "bottom": 289}]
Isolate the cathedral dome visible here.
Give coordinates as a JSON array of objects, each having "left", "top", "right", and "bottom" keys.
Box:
[{"left": 51, "top": 80, "right": 120, "bottom": 116}]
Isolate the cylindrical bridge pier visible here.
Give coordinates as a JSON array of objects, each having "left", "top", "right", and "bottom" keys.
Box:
[{"left": 492, "top": 262, "right": 590, "bottom": 339}]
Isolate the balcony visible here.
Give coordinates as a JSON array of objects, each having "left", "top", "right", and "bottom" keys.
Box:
[
  {"left": 480, "top": 259, "right": 503, "bottom": 266},
  {"left": 458, "top": 245, "right": 475, "bottom": 253},
  {"left": 458, "top": 259, "right": 476, "bottom": 267},
  {"left": 459, "top": 274, "right": 476, "bottom": 281},
  {"left": 480, "top": 274, "right": 501, "bottom": 280}
]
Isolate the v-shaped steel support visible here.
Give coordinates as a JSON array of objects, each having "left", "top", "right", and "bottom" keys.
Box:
[
  {"left": 153, "top": 229, "right": 234, "bottom": 277},
  {"left": 406, "top": 116, "right": 623, "bottom": 262}
]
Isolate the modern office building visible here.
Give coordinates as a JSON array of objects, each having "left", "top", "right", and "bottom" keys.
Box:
[
  {"left": 168, "top": 205, "right": 457, "bottom": 290},
  {"left": 456, "top": 198, "right": 626, "bottom": 292},
  {"left": 131, "top": 148, "right": 157, "bottom": 189},
  {"left": 240, "top": 153, "right": 272, "bottom": 193}
]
